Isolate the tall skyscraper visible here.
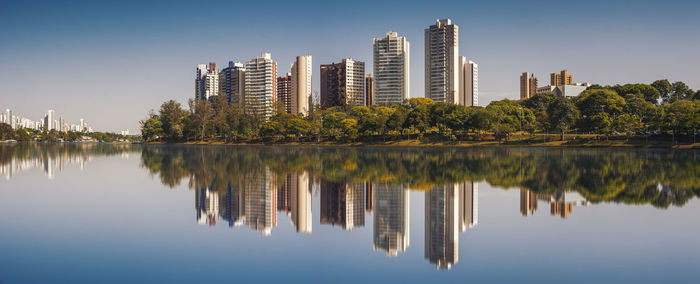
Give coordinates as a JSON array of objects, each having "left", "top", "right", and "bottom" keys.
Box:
[
  {"left": 6, "top": 109, "right": 15, "bottom": 129},
  {"left": 459, "top": 56, "right": 478, "bottom": 106},
  {"left": 373, "top": 31, "right": 410, "bottom": 105},
  {"left": 550, "top": 69, "right": 573, "bottom": 86},
  {"left": 373, "top": 183, "right": 409, "bottom": 257},
  {"left": 425, "top": 19, "right": 459, "bottom": 104},
  {"left": 425, "top": 184, "right": 459, "bottom": 270},
  {"left": 365, "top": 74, "right": 374, "bottom": 106},
  {"left": 459, "top": 182, "right": 478, "bottom": 231},
  {"left": 320, "top": 59, "right": 365, "bottom": 108},
  {"left": 277, "top": 73, "right": 293, "bottom": 113},
  {"left": 219, "top": 61, "right": 246, "bottom": 105},
  {"left": 291, "top": 55, "right": 312, "bottom": 115},
  {"left": 245, "top": 53, "right": 278, "bottom": 119},
  {"left": 520, "top": 72, "right": 538, "bottom": 99},
  {"left": 320, "top": 180, "right": 365, "bottom": 230},
  {"left": 195, "top": 62, "right": 219, "bottom": 100},
  {"left": 46, "top": 109, "right": 55, "bottom": 131}
]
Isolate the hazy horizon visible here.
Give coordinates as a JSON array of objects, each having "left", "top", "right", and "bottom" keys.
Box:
[{"left": 1, "top": 0, "right": 699, "bottom": 132}]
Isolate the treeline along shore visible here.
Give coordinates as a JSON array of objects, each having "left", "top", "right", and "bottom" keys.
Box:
[{"left": 140, "top": 79, "right": 699, "bottom": 147}]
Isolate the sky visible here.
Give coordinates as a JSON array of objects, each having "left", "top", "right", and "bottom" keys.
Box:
[{"left": 1, "top": 0, "right": 699, "bottom": 132}]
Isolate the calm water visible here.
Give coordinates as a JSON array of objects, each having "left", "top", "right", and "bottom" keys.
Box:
[{"left": 0, "top": 144, "right": 698, "bottom": 283}]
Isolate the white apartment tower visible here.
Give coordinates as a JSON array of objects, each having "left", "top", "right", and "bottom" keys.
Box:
[
  {"left": 425, "top": 19, "right": 459, "bottom": 104},
  {"left": 245, "top": 53, "right": 278, "bottom": 119},
  {"left": 291, "top": 55, "right": 312, "bottom": 115},
  {"left": 373, "top": 31, "right": 410, "bottom": 105},
  {"left": 195, "top": 62, "right": 219, "bottom": 100},
  {"left": 46, "top": 109, "right": 55, "bottom": 131},
  {"left": 459, "top": 56, "right": 478, "bottom": 106}
]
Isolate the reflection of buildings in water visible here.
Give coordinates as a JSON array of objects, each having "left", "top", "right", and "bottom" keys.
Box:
[
  {"left": 245, "top": 169, "right": 278, "bottom": 236},
  {"left": 520, "top": 188, "right": 538, "bottom": 216},
  {"left": 220, "top": 183, "right": 245, "bottom": 227},
  {"left": 365, "top": 183, "right": 373, "bottom": 214},
  {"left": 373, "top": 183, "right": 409, "bottom": 257},
  {"left": 320, "top": 180, "right": 365, "bottom": 230},
  {"left": 519, "top": 188, "right": 589, "bottom": 219},
  {"left": 1, "top": 150, "right": 96, "bottom": 180},
  {"left": 278, "top": 174, "right": 292, "bottom": 214},
  {"left": 290, "top": 172, "right": 312, "bottom": 234},
  {"left": 196, "top": 186, "right": 219, "bottom": 226},
  {"left": 425, "top": 184, "right": 459, "bottom": 270},
  {"left": 459, "top": 182, "right": 478, "bottom": 232}
]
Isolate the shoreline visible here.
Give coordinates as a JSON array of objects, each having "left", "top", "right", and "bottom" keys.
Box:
[{"left": 147, "top": 139, "right": 700, "bottom": 149}]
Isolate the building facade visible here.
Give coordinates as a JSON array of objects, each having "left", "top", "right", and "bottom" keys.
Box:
[
  {"left": 365, "top": 74, "right": 374, "bottom": 106},
  {"left": 520, "top": 72, "right": 538, "bottom": 99},
  {"left": 244, "top": 53, "right": 278, "bottom": 119},
  {"left": 425, "top": 19, "right": 459, "bottom": 104},
  {"left": 373, "top": 183, "right": 409, "bottom": 257},
  {"left": 291, "top": 55, "right": 312, "bottom": 115},
  {"left": 459, "top": 56, "right": 478, "bottom": 106},
  {"left": 196, "top": 62, "right": 219, "bottom": 101},
  {"left": 320, "top": 59, "right": 365, "bottom": 108},
  {"left": 373, "top": 31, "right": 410, "bottom": 105},
  {"left": 550, "top": 69, "right": 573, "bottom": 86},
  {"left": 277, "top": 73, "right": 292, "bottom": 113},
  {"left": 219, "top": 61, "right": 245, "bottom": 105}
]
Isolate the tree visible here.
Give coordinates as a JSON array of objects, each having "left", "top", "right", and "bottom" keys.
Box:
[
  {"left": 140, "top": 115, "right": 163, "bottom": 142},
  {"left": 575, "top": 89, "right": 626, "bottom": 131},
  {"left": 404, "top": 103, "right": 430, "bottom": 137},
  {"left": 663, "top": 100, "right": 700, "bottom": 143},
  {"left": 159, "top": 100, "right": 187, "bottom": 141},
  {"left": 623, "top": 93, "right": 660, "bottom": 131},
  {"left": 616, "top": 84, "right": 660, "bottom": 104},
  {"left": 589, "top": 112, "right": 612, "bottom": 135},
  {"left": 547, "top": 97, "right": 579, "bottom": 140},
  {"left": 340, "top": 118, "right": 359, "bottom": 141},
  {"left": 651, "top": 79, "right": 672, "bottom": 102},
  {"left": 469, "top": 107, "right": 493, "bottom": 134},
  {"left": 287, "top": 118, "right": 311, "bottom": 139},
  {"left": 0, "top": 123, "right": 14, "bottom": 140},
  {"left": 386, "top": 105, "right": 408, "bottom": 138},
  {"left": 613, "top": 113, "right": 642, "bottom": 136},
  {"left": 668, "top": 81, "right": 694, "bottom": 103},
  {"left": 191, "top": 99, "right": 213, "bottom": 141}
]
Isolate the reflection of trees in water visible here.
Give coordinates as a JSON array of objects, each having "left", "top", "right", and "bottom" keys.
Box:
[{"left": 138, "top": 145, "right": 699, "bottom": 209}]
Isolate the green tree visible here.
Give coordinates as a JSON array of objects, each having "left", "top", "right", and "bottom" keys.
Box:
[
  {"left": 613, "top": 113, "right": 642, "bottom": 136},
  {"left": 651, "top": 79, "right": 672, "bottom": 102},
  {"left": 159, "top": 100, "right": 187, "bottom": 141},
  {"left": 663, "top": 100, "right": 700, "bottom": 143},
  {"left": 616, "top": 84, "right": 660, "bottom": 104},
  {"left": 0, "top": 123, "right": 14, "bottom": 140},
  {"left": 668, "top": 81, "right": 694, "bottom": 103},
  {"left": 575, "top": 89, "right": 626, "bottom": 131},
  {"left": 140, "top": 115, "right": 163, "bottom": 142},
  {"left": 340, "top": 118, "right": 359, "bottom": 141},
  {"left": 190, "top": 99, "right": 213, "bottom": 141},
  {"left": 547, "top": 97, "right": 579, "bottom": 140},
  {"left": 404, "top": 103, "right": 430, "bottom": 137}
]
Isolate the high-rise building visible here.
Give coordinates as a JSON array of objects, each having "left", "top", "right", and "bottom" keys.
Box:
[
  {"left": 320, "top": 180, "right": 365, "bottom": 230},
  {"left": 195, "top": 62, "right": 219, "bottom": 101},
  {"left": 425, "top": 184, "right": 459, "bottom": 270},
  {"left": 373, "top": 183, "right": 409, "bottom": 257},
  {"left": 6, "top": 109, "right": 15, "bottom": 129},
  {"left": 46, "top": 109, "right": 55, "bottom": 131},
  {"left": 320, "top": 59, "right": 365, "bottom": 108},
  {"left": 277, "top": 73, "right": 293, "bottom": 113},
  {"left": 520, "top": 72, "right": 538, "bottom": 99},
  {"left": 550, "top": 69, "right": 573, "bottom": 86},
  {"left": 425, "top": 19, "right": 459, "bottom": 104},
  {"left": 459, "top": 57, "right": 478, "bottom": 106},
  {"left": 245, "top": 53, "right": 278, "bottom": 119},
  {"left": 459, "top": 182, "right": 478, "bottom": 231},
  {"left": 219, "top": 61, "right": 246, "bottom": 105},
  {"left": 373, "top": 31, "right": 410, "bottom": 105},
  {"left": 365, "top": 74, "right": 374, "bottom": 106},
  {"left": 291, "top": 55, "right": 313, "bottom": 116}
]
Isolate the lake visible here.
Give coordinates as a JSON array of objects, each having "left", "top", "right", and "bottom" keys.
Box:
[{"left": 0, "top": 144, "right": 698, "bottom": 283}]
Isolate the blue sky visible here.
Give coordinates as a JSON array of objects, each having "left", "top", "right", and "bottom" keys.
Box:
[{"left": 1, "top": 0, "right": 699, "bottom": 132}]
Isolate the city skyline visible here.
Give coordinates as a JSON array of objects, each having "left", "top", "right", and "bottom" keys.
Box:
[{"left": 2, "top": 0, "right": 699, "bottom": 132}]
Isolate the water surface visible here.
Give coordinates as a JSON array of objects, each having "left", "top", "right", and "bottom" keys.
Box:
[{"left": 0, "top": 144, "right": 698, "bottom": 283}]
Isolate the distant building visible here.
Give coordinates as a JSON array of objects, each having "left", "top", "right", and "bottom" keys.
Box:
[
  {"left": 196, "top": 62, "right": 219, "bottom": 101},
  {"left": 320, "top": 59, "right": 365, "bottom": 108},
  {"left": 219, "top": 61, "right": 246, "bottom": 105},
  {"left": 425, "top": 19, "right": 459, "bottom": 104},
  {"left": 550, "top": 69, "right": 573, "bottom": 86},
  {"left": 365, "top": 74, "right": 374, "bottom": 106},
  {"left": 373, "top": 31, "right": 409, "bottom": 105},
  {"left": 459, "top": 57, "right": 478, "bottom": 106},
  {"left": 277, "top": 73, "right": 293, "bottom": 113},
  {"left": 536, "top": 83, "right": 591, "bottom": 98},
  {"left": 245, "top": 53, "right": 278, "bottom": 119},
  {"left": 291, "top": 55, "right": 312, "bottom": 115},
  {"left": 46, "top": 109, "right": 55, "bottom": 131},
  {"left": 520, "top": 72, "right": 538, "bottom": 99}
]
